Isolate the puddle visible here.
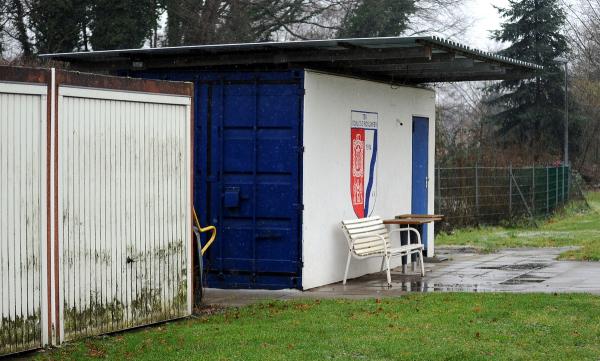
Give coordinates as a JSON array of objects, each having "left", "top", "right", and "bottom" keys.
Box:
[
  {"left": 396, "top": 281, "right": 483, "bottom": 292},
  {"left": 505, "top": 263, "right": 550, "bottom": 270},
  {"left": 477, "top": 263, "right": 549, "bottom": 271},
  {"left": 500, "top": 274, "right": 548, "bottom": 285}
]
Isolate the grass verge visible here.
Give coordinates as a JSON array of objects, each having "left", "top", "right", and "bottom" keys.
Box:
[
  {"left": 28, "top": 294, "right": 600, "bottom": 361},
  {"left": 436, "top": 192, "right": 600, "bottom": 261}
]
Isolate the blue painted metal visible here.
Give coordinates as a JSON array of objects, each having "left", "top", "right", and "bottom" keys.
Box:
[
  {"left": 411, "top": 117, "right": 429, "bottom": 250},
  {"left": 129, "top": 69, "right": 304, "bottom": 289}
]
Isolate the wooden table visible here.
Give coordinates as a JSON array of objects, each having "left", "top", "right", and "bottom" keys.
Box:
[
  {"left": 394, "top": 214, "right": 445, "bottom": 221},
  {"left": 383, "top": 218, "right": 440, "bottom": 226},
  {"left": 383, "top": 215, "right": 444, "bottom": 273}
]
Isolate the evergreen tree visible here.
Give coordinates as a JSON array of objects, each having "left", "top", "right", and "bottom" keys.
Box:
[
  {"left": 486, "top": 0, "right": 569, "bottom": 154},
  {"left": 337, "top": 0, "right": 416, "bottom": 38},
  {"left": 29, "top": 0, "right": 88, "bottom": 53},
  {"left": 8, "top": 0, "right": 33, "bottom": 56},
  {"left": 89, "top": 0, "right": 159, "bottom": 50}
]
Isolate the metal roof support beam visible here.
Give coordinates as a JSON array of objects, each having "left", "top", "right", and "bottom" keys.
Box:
[
  {"left": 73, "top": 46, "right": 433, "bottom": 71},
  {"left": 357, "top": 58, "right": 476, "bottom": 72},
  {"left": 318, "top": 52, "right": 457, "bottom": 68}
]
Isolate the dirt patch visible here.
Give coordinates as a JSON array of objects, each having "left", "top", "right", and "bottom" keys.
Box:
[{"left": 192, "top": 304, "right": 227, "bottom": 317}]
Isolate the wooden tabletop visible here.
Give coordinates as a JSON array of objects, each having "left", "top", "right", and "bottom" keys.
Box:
[
  {"left": 395, "top": 214, "right": 444, "bottom": 221},
  {"left": 384, "top": 214, "right": 445, "bottom": 225}
]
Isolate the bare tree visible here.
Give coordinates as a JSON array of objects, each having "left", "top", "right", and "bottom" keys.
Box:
[
  {"left": 5, "top": 0, "right": 32, "bottom": 56},
  {"left": 407, "top": 0, "right": 473, "bottom": 39},
  {"left": 164, "top": 0, "right": 345, "bottom": 45},
  {"left": 563, "top": 0, "right": 600, "bottom": 179}
]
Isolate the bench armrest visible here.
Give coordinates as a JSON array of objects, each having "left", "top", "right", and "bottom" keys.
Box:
[{"left": 388, "top": 227, "right": 422, "bottom": 246}]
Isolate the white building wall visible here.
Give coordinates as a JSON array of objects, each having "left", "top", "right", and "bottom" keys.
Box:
[{"left": 302, "top": 70, "right": 436, "bottom": 290}]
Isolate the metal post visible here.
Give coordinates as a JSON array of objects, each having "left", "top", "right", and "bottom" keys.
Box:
[
  {"left": 564, "top": 62, "right": 569, "bottom": 167},
  {"left": 566, "top": 166, "right": 570, "bottom": 201},
  {"left": 562, "top": 166, "right": 565, "bottom": 204},
  {"left": 546, "top": 166, "right": 550, "bottom": 215},
  {"left": 437, "top": 168, "right": 442, "bottom": 207},
  {"left": 555, "top": 166, "right": 559, "bottom": 209},
  {"left": 531, "top": 165, "right": 536, "bottom": 215},
  {"left": 555, "top": 57, "right": 569, "bottom": 167},
  {"left": 509, "top": 164, "right": 513, "bottom": 217},
  {"left": 475, "top": 165, "right": 480, "bottom": 219}
]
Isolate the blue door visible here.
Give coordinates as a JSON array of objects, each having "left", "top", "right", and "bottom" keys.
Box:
[
  {"left": 412, "top": 117, "right": 429, "bottom": 249},
  {"left": 203, "top": 75, "right": 303, "bottom": 289}
]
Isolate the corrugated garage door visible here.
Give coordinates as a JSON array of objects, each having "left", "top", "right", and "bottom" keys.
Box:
[
  {"left": 0, "top": 77, "right": 47, "bottom": 355},
  {"left": 56, "top": 74, "right": 193, "bottom": 341}
]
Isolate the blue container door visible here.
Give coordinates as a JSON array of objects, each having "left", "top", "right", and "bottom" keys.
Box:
[
  {"left": 202, "top": 76, "right": 304, "bottom": 289},
  {"left": 412, "top": 117, "right": 429, "bottom": 249}
]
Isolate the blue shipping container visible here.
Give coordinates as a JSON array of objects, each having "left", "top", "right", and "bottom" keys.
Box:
[{"left": 131, "top": 70, "right": 304, "bottom": 289}]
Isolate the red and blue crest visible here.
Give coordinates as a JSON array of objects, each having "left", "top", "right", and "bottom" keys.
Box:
[{"left": 350, "top": 111, "right": 378, "bottom": 218}]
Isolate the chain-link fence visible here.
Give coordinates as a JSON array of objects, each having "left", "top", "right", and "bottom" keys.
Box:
[{"left": 435, "top": 165, "right": 574, "bottom": 230}]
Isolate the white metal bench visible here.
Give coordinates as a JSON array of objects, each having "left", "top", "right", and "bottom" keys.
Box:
[{"left": 341, "top": 216, "right": 425, "bottom": 286}]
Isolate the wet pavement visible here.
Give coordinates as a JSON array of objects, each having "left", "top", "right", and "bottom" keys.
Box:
[{"left": 203, "top": 247, "right": 600, "bottom": 307}]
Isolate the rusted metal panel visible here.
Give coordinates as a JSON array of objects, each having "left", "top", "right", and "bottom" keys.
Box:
[
  {"left": 56, "top": 85, "right": 192, "bottom": 342},
  {"left": 55, "top": 69, "right": 194, "bottom": 97},
  {"left": 0, "top": 81, "right": 48, "bottom": 356},
  {"left": 0, "top": 66, "right": 49, "bottom": 84}
]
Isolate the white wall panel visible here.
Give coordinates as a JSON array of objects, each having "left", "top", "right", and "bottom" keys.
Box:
[
  {"left": 0, "top": 82, "right": 47, "bottom": 355},
  {"left": 302, "top": 71, "right": 436, "bottom": 289},
  {"left": 57, "top": 87, "right": 191, "bottom": 341}
]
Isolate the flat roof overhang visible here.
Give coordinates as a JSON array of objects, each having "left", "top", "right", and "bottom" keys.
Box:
[{"left": 40, "top": 36, "right": 542, "bottom": 84}]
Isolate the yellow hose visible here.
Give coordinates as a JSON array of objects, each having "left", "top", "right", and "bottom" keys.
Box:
[{"left": 193, "top": 208, "right": 217, "bottom": 256}]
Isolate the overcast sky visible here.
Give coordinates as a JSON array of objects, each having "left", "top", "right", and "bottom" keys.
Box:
[{"left": 461, "top": 0, "right": 511, "bottom": 50}]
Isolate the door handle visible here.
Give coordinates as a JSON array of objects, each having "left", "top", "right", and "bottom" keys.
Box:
[{"left": 425, "top": 176, "right": 429, "bottom": 190}]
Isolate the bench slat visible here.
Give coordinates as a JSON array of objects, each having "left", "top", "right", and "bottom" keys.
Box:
[
  {"left": 342, "top": 216, "right": 381, "bottom": 225},
  {"left": 345, "top": 224, "right": 387, "bottom": 235},
  {"left": 354, "top": 240, "right": 388, "bottom": 250},
  {"left": 352, "top": 234, "right": 389, "bottom": 243},
  {"left": 356, "top": 246, "right": 386, "bottom": 256},
  {"left": 344, "top": 219, "right": 383, "bottom": 230}
]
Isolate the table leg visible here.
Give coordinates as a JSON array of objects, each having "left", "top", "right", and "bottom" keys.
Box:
[
  {"left": 400, "top": 225, "right": 408, "bottom": 273},
  {"left": 413, "top": 225, "right": 423, "bottom": 270}
]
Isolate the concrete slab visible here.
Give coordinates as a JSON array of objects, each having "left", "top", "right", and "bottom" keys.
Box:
[{"left": 202, "top": 247, "right": 600, "bottom": 307}]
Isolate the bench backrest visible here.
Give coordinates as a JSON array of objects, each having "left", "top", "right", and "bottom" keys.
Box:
[{"left": 341, "top": 216, "right": 390, "bottom": 256}]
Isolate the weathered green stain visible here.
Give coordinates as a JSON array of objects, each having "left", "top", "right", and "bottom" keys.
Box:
[
  {"left": 64, "top": 296, "right": 125, "bottom": 336},
  {"left": 61, "top": 238, "right": 189, "bottom": 342},
  {"left": 64, "top": 278, "right": 188, "bottom": 340},
  {"left": 0, "top": 311, "right": 41, "bottom": 355},
  {"left": 172, "top": 280, "right": 188, "bottom": 316},
  {"left": 130, "top": 287, "right": 163, "bottom": 321}
]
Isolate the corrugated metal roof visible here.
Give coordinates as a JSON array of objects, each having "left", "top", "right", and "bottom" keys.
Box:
[{"left": 40, "top": 36, "right": 542, "bottom": 84}]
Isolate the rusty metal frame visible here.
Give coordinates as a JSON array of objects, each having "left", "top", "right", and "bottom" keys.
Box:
[
  {"left": 54, "top": 70, "right": 193, "bottom": 97},
  {"left": 0, "top": 66, "right": 49, "bottom": 84}
]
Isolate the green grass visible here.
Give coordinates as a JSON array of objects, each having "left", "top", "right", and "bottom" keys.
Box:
[
  {"left": 30, "top": 294, "right": 600, "bottom": 361},
  {"left": 437, "top": 192, "right": 600, "bottom": 261}
]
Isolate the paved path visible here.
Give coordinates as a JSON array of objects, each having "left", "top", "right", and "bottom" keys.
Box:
[{"left": 203, "top": 247, "right": 600, "bottom": 307}]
